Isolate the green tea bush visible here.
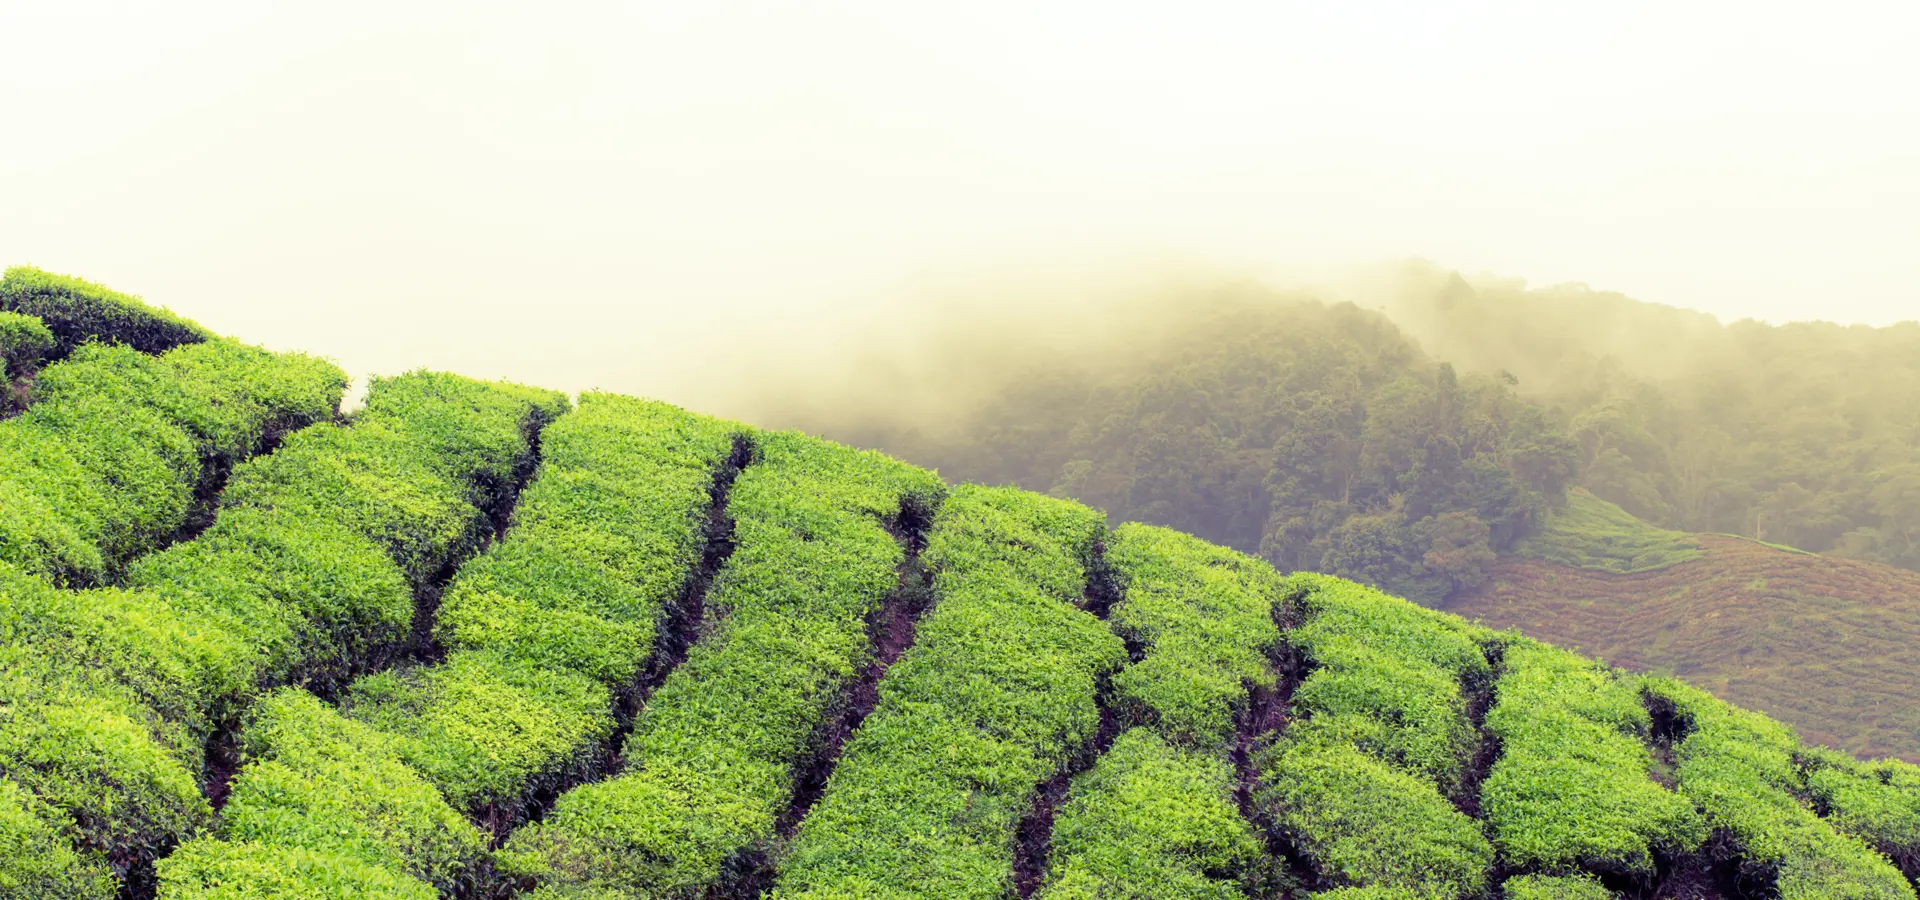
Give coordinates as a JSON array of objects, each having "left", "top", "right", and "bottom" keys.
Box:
[
  {"left": 500, "top": 431, "right": 944, "bottom": 896},
  {"left": 1255, "top": 574, "right": 1496, "bottom": 898},
  {"left": 1105, "top": 523, "right": 1284, "bottom": 748},
  {"left": 3, "top": 372, "right": 558, "bottom": 893},
  {"left": 0, "top": 266, "right": 212, "bottom": 358},
  {"left": 1261, "top": 731, "right": 1494, "bottom": 899},
  {"left": 0, "top": 311, "right": 54, "bottom": 377},
  {"left": 1802, "top": 747, "right": 1920, "bottom": 881},
  {"left": 1284, "top": 573, "right": 1491, "bottom": 791},
  {"left": 435, "top": 393, "right": 739, "bottom": 687},
  {"left": 341, "top": 649, "right": 613, "bottom": 816},
  {"left": 1019, "top": 524, "right": 1280, "bottom": 898},
  {"left": 1033, "top": 727, "right": 1264, "bottom": 900},
  {"left": 0, "top": 641, "right": 210, "bottom": 869},
  {"left": 341, "top": 395, "right": 740, "bottom": 825},
  {"left": 0, "top": 776, "right": 114, "bottom": 900},
  {"left": 157, "top": 840, "right": 437, "bottom": 900},
  {"left": 1501, "top": 873, "right": 1617, "bottom": 899},
  {"left": 156, "top": 689, "right": 483, "bottom": 898},
  {"left": 771, "top": 485, "right": 1127, "bottom": 900},
  {"left": 1646, "top": 677, "right": 1914, "bottom": 899},
  {"left": 1480, "top": 642, "right": 1705, "bottom": 877},
  {"left": 0, "top": 341, "right": 347, "bottom": 582}
]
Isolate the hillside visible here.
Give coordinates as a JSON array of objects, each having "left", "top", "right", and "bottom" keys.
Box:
[
  {"left": 4, "top": 267, "right": 1920, "bottom": 900},
  {"left": 1381, "top": 266, "right": 1920, "bottom": 571},
  {"left": 1450, "top": 492, "right": 1920, "bottom": 763}
]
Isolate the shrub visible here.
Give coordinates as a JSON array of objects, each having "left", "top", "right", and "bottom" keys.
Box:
[
  {"left": 498, "top": 431, "right": 944, "bottom": 896},
  {"left": 1480, "top": 642, "right": 1706, "bottom": 877},
  {"left": 1513, "top": 489, "right": 1702, "bottom": 574},
  {"left": 332, "top": 396, "right": 742, "bottom": 830},
  {"left": 1645, "top": 677, "right": 1914, "bottom": 899},
  {"left": 1105, "top": 523, "right": 1285, "bottom": 749},
  {"left": 0, "top": 311, "right": 54, "bottom": 376},
  {"left": 1502, "top": 873, "right": 1617, "bottom": 899},
  {"left": 1253, "top": 574, "right": 1496, "bottom": 898},
  {"left": 1034, "top": 727, "right": 1265, "bottom": 900},
  {"left": 0, "top": 340, "right": 346, "bottom": 582},
  {"left": 0, "top": 266, "right": 212, "bottom": 359},
  {"left": 5, "top": 372, "right": 557, "bottom": 894},
  {"left": 156, "top": 840, "right": 436, "bottom": 900},
  {"left": 157, "top": 689, "right": 483, "bottom": 898},
  {"left": 1284, "top": 573, "right": 1491, "bottom": 791},
  {"left": 340, "top": 649, "right": 614, "bottom": 815},
  {"left": 0, "top": 776, "right": 115, "bottom": 900},
  {"left": 1802, "top": 747, "right": 1920, "bottom": 881},
  {"left": 1259, "top": 728, "right": 1494, "bottom": 899},
  {"left": 771, "top": 485, "right": 1127, "bottom": 900},
  {"left": 435, "top": 393, "right": 739, "bottom": 687}
]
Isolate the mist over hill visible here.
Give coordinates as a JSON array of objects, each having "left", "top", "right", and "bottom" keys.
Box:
[{"left": 742, "top": 264, "right": 1920, "bottom": 579}]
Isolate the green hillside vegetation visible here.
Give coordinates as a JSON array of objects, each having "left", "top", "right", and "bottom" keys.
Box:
[
  {"left": 6, "top": 271, "right": 1920, "bottom": 900},
  {"left": 1383, "top": 267, "right": 1920, "bottom": 572},
  {"left": 805, "top": 292, "right": 1581, "bottom": 605},
  {"left": 1512, "top": 489, "right": 1703, "bottom": 574},
  {"left": 0, "top": 266, "right": 213, "bottom": 360}
]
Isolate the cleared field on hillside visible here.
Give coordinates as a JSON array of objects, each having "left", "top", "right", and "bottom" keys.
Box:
[{"left": 1450, "top": 536, "right": 1920, "bottom": 762}]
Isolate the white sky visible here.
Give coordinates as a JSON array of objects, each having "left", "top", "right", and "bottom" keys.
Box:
[{"left": 2, "top": 1, "right": 1916, "bottom": 407}]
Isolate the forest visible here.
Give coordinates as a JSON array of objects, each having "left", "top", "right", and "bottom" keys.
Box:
[{"left": 789, "top": 269, "right": 1920, "bottom": 601}]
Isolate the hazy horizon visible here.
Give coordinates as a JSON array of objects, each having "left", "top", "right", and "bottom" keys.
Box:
[{"left": 5, "top": 1, "right": 1917, "bottom": 410}]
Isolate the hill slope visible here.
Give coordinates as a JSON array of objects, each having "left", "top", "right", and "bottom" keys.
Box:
[
  {"left": 1451, "top": 530, "right": 1920, "bottom": 763},
  {"left": 3, "top": 269, "right": 1920, "bottom": 900}
]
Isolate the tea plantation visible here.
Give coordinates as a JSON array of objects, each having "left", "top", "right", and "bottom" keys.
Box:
[{"left": 3, "top": 267, "right": 1918, "bottom": 899}]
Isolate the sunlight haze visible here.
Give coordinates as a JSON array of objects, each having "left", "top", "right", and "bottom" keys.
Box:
[{"left": 3, "top": 0, "right": 1916, "bottom": 409}]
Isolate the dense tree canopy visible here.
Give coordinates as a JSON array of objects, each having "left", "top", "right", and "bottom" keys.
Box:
[
  {"left": 792, "top": 269, "right": 1920, "bottom": 600},
  {"left": 831, "top": 293, "right": 1578, "bottom": 603},
  {"left": 1390, "top": 271, "right": 1920, "bottom": 571}
]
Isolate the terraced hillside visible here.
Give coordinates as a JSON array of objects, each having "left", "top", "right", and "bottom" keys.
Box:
[
  {"left": 5, "top": 270, "right": 1920, "bottom": 900},
  {"left": 1451, "top": 530, "right": 1920, "bottom": 765}
]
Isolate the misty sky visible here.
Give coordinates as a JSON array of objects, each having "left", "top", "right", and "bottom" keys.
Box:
[{"left": 3, "top": 1, "right": 1916, "bottom": 409}]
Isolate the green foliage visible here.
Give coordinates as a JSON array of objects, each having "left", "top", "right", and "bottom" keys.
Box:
[
  {"left": 158, "top": 689, "right": 484, "bottom": 897},
  {"left": 1382, "top": 272, "right": 1920, "bottom": 571},
  {"left": 0, "top": 341, "right": 347, "bottom": 582},
  {"left": 771, "top": 485, "right": 1127, "bottom": 900},
  {"left": 1035, "top": 727, "right": 1265, "bottom": 900},
  {"left": 3, "top": 371, "right": 556, "bottom": 895},
  {"left": 436, "top": 393, "right": 738, "bottom": 686},
  {"left": 0, "top": 311, "right": 54, "bottom": 377},
  {"left": 328, "top": 394, "right": 745, "bottom": 829},
  {"left": 0, "top": 266, "right": 213, "bottom": 359},
  {"left": 0, "top": 644, "right": 211, "bottom": 866},
  {"left": 1512, "top": 489, "right": 1703, "bottom": 573},
  {"left": 1501, "top": 873, "right": 1617, "bottom": 899},
  {"left": 1646, "top": 677, "right": 1915, "bottom": 899},
  {"left": 0, "top": 776, "right": 114, "bottom": 900},
  {"left": 157, "top": 840, "right": 437, "bottom": 900},
  {"left": 1261, "top": 735, "right": 1494, "bottom": 899},
  {"left": 1106, "top": 523, "right": 1283, "bottom": 749},
  {"left": 1284, "top": 573, "right": 1491, "bottom": 790},
  {"left": 1479, "top": 642, "right": 1705, "bottom": 877},
  {"left": 340, "top": 650, "right": 613, "bottom": 814},
  {"left": 1254, "top": 574, "right": 1496, "bottom": 898},
  {"left": 501, "top": 431, "right": 944, "bottom": 896},
  {"left": 1802, "top": 748, "right": 1920, "bottom": 880}
]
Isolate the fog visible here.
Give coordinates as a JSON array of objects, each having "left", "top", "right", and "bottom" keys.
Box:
[{"left": 3, "top": 1, "right": 1917, "bottom": 417}]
